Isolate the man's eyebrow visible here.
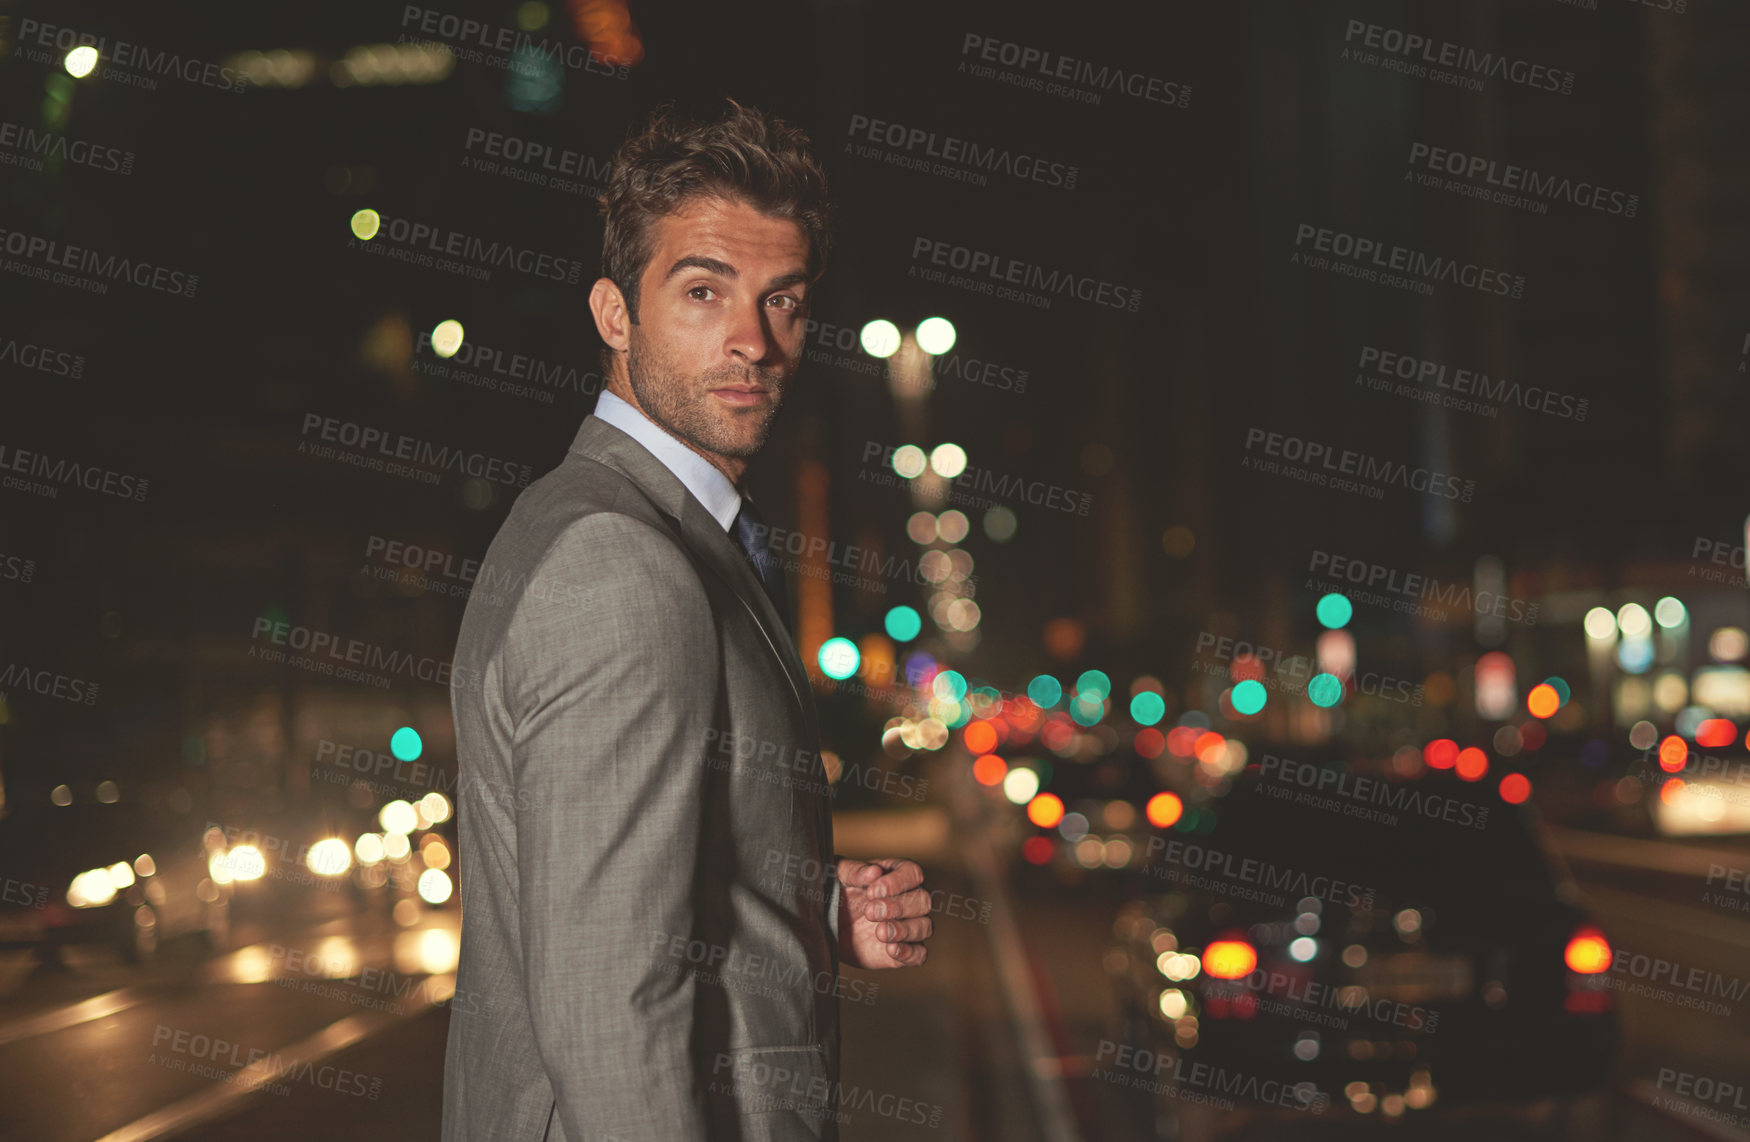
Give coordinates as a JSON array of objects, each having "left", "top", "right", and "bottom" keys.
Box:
[{"left": 664, "top": 255, "right": 811, "bottom": 293}]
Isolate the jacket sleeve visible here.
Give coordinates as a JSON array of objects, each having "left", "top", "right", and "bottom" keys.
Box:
[{"left": 503, "top": 512, "right": 718, "bottom": 1141}]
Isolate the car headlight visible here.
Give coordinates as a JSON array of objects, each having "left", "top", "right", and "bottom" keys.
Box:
[{"left": 68, "top": 868, "right": 118, "bottom": 908}]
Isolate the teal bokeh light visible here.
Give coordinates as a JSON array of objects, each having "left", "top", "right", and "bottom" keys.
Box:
[
  {"left": 1027, "top": 674, "right": 1063, "bottom": 708},
  {"left": 1231, "top": 680, "right": 1267, "bottom": 716},
  {"left": 391, "top": 727, "right": 423, "bottom": 762},
  {"left": 884, "top": 605, "right": 922, "bottom": 642},
  {"left": 1075, "top": 669, "right": 1112, "bottom": 700},
  {"left": 1307, "top": 673, "right": 1343, "bottom": 708},
  {"left": 1316, "top": 593, "right": 1353, "bottom": 629},
  {"left": 1130, "top": 692, "right": 1166, "bottom": 726},
  {"left": 818, "top": 637, "right": 861, "bottom": 680}
]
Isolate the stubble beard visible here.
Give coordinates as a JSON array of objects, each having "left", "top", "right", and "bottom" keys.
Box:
[{"left": 624, "top": 328, "right": 788, "bottom": 461}]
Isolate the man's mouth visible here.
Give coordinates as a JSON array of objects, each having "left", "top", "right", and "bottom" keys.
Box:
[{"left": 710, "top": 384, "right": 772, "bottom": 407}]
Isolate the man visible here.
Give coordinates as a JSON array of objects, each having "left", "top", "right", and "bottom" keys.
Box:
[{"left": 442, "top": 100, "right": 933, "bottom": 1142}]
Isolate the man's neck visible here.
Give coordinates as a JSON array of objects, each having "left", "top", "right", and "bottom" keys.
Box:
[{"left": 604, "top": 377, "right": 748, "bottom": 486}]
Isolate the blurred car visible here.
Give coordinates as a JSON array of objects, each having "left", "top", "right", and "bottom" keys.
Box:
[
  {"left": 0, "top": 786, "right": 232, "bottom": 964},
  {"left": 1104, "top": 755, "right": 1618, "bottom": 1139}
]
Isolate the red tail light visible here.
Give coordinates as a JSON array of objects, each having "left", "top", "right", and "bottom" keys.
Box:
[{"left": 1564, "top": 926, "right": 1612, "bottom": 974}]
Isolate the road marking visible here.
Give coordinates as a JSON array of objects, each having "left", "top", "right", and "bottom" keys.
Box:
[
  {"left": 0, "top": 987, "right": 146, "bottom": 1047},
  {"left": 948, "top": 778, "right": 1083, "bottom": 1142},
  {"left": 92, "top": 973, "right": 450, "bottom": 1142}
]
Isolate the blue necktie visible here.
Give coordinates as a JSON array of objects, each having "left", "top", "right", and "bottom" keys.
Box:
[{"left": 732, "top": 496, "right": 789, "bottom": 622}]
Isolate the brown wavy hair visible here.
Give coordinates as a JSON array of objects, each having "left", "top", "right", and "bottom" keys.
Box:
[{"left": 597, "top": 98, "right": 833, "bottom": 323}]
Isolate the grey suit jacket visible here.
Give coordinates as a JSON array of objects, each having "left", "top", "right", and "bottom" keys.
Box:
[{"left": 441, "top": 414, "right": 842, "bottom": 1142}]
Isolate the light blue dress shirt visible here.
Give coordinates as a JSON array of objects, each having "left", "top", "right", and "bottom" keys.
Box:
[{"left": 592, "top": 388, "right": 743, "bottom": 533}]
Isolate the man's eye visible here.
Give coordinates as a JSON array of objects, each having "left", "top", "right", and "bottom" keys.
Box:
[
  {"left": 688, "top": 286, "right": 718, "bottom": 301},
  {"left": 767, "top": 295, "right": 799, "bottom": 310}
]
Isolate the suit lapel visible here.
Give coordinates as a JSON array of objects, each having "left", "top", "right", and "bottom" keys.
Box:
[{"left": 568, "top": 416, "right": 817, "bottom": 732}]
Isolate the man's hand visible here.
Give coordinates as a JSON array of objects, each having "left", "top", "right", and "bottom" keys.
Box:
[{"left": 835, "top": 858, "right": 932, "bottom": 969}]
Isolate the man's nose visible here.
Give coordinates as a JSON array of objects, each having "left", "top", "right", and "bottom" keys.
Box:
[{"left": 725, "top": 300, "right": 774, "bottom": 364}]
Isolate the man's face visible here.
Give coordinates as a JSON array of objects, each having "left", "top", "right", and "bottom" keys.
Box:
[{"left": 618, "top": 196, "right": 812, "bottom": 465}]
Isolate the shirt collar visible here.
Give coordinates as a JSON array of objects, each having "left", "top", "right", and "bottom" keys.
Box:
[{"left": 591, "top": 389, "right": 743, "bottom": 532}]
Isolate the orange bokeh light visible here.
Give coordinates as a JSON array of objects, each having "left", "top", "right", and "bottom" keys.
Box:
[
  {"left": 1027, "top": 793, "right": 1065, "bottom": 829},
  {"left": 1696, "top": 719, "right": 1736, "bottom": 749},
  {"left": 1526, "top": 684, "right": 1560, "bottom": 719},
  {"left": 1202, "top": 939, "right": 1258, "bottom": 980},
  {"left": 1658, "top": 735, "right": 1688, "bottom": 773},
  {"left": 1455, "top": 748, "right": 1488, "bottom": 781},
  {"left": 1424, "top": 739, "right": 1459, "bottom": 769},
  {"left": 1194, "top": 732, "right": 1226, "bottom": 764},
  {"left": 972, "top": 754, "right": 1007, "bottom": 786},
  {"left": 963, "top": 721, "right": 998, "bottom": 755},
  {"left": 1564, "top": 927, "right": 1612, "bottom": 974},
  {"left": 1146, "top": 792, "right": 1184, "bottom": 828},
  {"left": 1499, "top": 773, "right": 1531, "bottom": 804}
]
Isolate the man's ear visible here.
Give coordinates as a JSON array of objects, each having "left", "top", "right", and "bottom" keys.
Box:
[{"left": 589, "top": 277, "right": 631, "bottom": 355}]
